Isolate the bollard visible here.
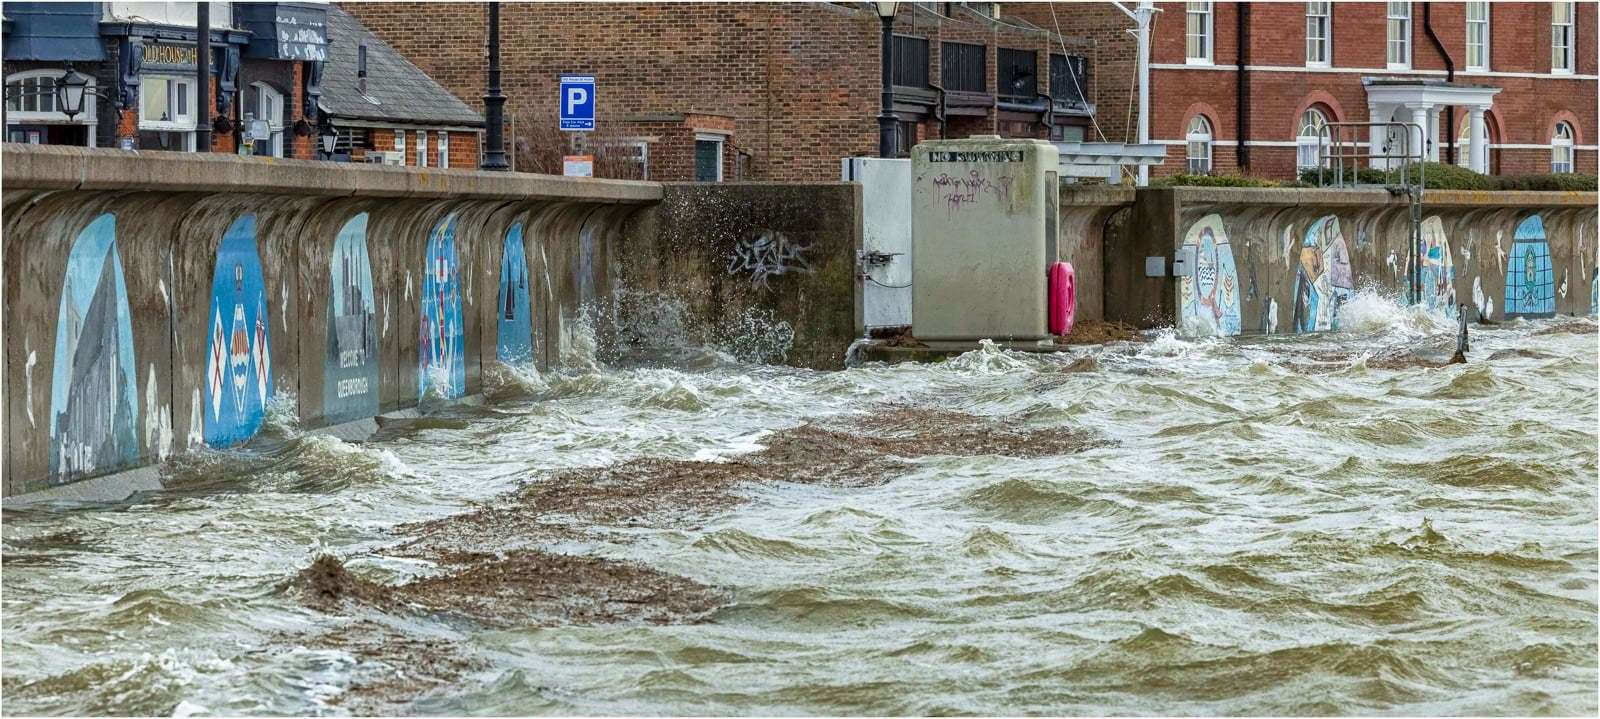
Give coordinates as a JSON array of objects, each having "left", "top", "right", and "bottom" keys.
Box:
[{"left": 1450, "top": 303, "right": 1469, "bottom": 364}]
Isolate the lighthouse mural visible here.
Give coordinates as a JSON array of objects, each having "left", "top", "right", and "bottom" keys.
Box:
[
  {"left": 50, "top": 213, "right": 139, "bottom": 482},
  {"left": 203, "top": 214, "right": 272, "bottom": 448},
  {"left": 1503, "top": 215, "right": 1555, "bottom": 320},
  {"left": 496, "top": 221, "right": 534, "bottom": 366},
  {"left": 419, "top": 213, "right": 466, "bottom": 400}
]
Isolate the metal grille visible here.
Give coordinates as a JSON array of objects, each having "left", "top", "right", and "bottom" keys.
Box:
[
  {"left": 940, "top": 42, "right": 985, "bottom": 92},
  {"left": 893, "top": 35, "right": 929, "bottom": 88},
  {"left": 998, "top": 48, "right": 1036, "bottom": 100},
  {"left": 1049, "top": 53, "right": 1087, "bottom": 107}
]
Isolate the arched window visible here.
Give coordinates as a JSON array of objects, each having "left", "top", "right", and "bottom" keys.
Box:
[
  {"left": 1296, "top": 107, "right": 1330, "bottom": 170},
  {"left": 4, "top": 70, "right": 98, "bottom": 145},
  {"left": 1186, "top": 115, "right": 1213, "bottom": 174},
  {"left": 1552, "top": 121, "right": 1575, "bottom": 173},
  {"left": 244, "top": 82, "right": 285, "bottom": 157},
  {"left": 1457, "top": 116, "right": 1491, "bottom": 170}
]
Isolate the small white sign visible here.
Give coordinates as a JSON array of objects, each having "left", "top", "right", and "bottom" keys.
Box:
[{"left": 563, "top": 155, "right": 594, "bottom": 177}]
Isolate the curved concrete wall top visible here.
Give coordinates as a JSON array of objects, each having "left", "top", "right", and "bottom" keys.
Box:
[
  {"left": 1086, "top": 184, "right": 1598, "bottom": 334},
  {"left": 2, "top": 145, "right": 660, "bottom": 498}
]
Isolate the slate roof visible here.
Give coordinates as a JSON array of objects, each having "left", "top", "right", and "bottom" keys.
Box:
[{"left": 321, "top": 5, "right": 483, "bottom": 127}]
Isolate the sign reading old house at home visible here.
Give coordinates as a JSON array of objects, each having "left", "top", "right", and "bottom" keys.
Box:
[{"left": 142, "top": 42, "right": 200, "bottom": 70}]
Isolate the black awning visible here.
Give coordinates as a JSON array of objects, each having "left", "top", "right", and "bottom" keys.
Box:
[{"left": 235, "top": 2, "right": 328, "bottom": 61}]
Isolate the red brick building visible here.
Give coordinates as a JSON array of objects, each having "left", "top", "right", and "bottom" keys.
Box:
[
  {"left": 1012, "top": 1, "right": 1598, "bottom": 180},
  {"left": 341, "top": 1, "right": 1099, "bottom": 182}
]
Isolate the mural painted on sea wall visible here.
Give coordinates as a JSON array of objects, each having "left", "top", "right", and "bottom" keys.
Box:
[
  {"left": 203, "top": 215, "right": 273, "bottom": 448},
  {"left": 325, "top": 214, "right": 381, "bottom": 424},
  {"left": 50, "top": 213, "right": 140, "bottom": 482},
  {"left": 1178, "top": 214, "right": 1242, "bottom": 337},
  {"left": 1293, "top": 215, "right": 1357, "bottom": 333},
  {"left": 497, "top": 221, "right": 534, "bottom": 366},
  {"left": 419, "top": 213, "right": 466, "bottom": 400},
  {"left": 1419, "top": 216, "right": 1456, "bottom": 316},
  {"left": 1503, "top": 215, "right": 1556, "bottom": 320}
]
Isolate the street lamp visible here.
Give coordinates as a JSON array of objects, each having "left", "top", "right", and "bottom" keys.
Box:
[
  {"left": 874, "top": 1, "right": 900, "bottom": 158},
  {"left": 55, "top": 66, "right": 91, "bottom": 120},
  {"left": 321, "top": 128, "right": 338, "bottom": 158},
  {"left": 481, "top": 1, "right": 510, "bottom": 171}
]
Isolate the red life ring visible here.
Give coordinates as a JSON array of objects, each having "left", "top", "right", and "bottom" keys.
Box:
[{"left": 1049, "top": 261, "right": 1077, "bottom": 336}]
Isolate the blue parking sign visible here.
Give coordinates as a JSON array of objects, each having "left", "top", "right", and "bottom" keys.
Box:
[{"left": 559, "top": 75, "right": 595, "bottom": 131}]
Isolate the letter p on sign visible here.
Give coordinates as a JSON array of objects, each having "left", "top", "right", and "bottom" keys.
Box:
[{"left": 559, "top": 75, "right": 596, "bottom": 131}]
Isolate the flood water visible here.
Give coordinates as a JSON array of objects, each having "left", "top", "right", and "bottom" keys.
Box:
[{"left": 3, "top": 294, "right": 1597, "bottom": 716}]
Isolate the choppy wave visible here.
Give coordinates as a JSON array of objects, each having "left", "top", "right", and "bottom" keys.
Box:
[{"left": 3, "top": 306, "right": 1595, "bottom": 716}]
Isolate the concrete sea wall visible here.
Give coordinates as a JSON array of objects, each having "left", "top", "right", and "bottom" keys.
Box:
[
  {"left": 2, "top": 145, "right": 659, "bottom": 499},
  {"left": 2, "top": 146, "right": 863, "bottom": 500},
  {"left": 1087, "top": 187, "right": 1598, "bottom": 335},
  {"left": 618, "top": 183, "right": 862, "bottom": 370}
]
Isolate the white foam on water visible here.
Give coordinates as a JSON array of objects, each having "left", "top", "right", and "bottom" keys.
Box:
[
  {"left": 1337, "top": 287, "right": 1454, "bottom": 337},
  {"left": 944, "top": 339, "right": 1034, "bottom": 374},
  {"left": 263, "top": 390, "right": 301, "bottom": 436}
]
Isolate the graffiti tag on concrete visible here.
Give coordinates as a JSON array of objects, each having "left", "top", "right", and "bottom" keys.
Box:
[
  {"left": 930, "top": 170, "right": 1013, "bottom": 213},
  {"left": 729, "top": 230, "right": 810, "bottom": 290}
]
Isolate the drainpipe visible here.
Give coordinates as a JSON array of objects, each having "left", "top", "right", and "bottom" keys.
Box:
[
  {"left": 1422, "top": 2, "right": 1455, "bottom": 164},
  {"left": 1236, "top": 2, "right": 1250, "bottom": 172}
]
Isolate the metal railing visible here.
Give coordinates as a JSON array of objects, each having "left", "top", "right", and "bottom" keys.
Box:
[{"left": 1313, "top": 121, "right": 1429, "bottom": 306}]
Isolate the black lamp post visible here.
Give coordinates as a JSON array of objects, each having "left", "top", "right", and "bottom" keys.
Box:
[
  {"left": 481, "top": 1, "right": 510, "bottom": 171},
  {"left": 196, "top": 1, "right": 212, "bottom": 152},
  {"left": 874, "top": 1, "right": 900, "bottom": 158}
]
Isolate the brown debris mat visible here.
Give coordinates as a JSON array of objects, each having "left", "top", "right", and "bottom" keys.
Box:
[
  {"left": 1059, "top": 320, "right": 1145, "bottom": 345},
  {"left": 1531, "top": 319, "right": 1598, "bottom": 336},
  {"left": 283, "top": 404, "right": 1109, "bottom": 708},
  {"left": 292, "top": 553, "right": 726, "bottom": 628},
  {"left": 389, "top": 405, "right": 1112, "bottom": 551}
]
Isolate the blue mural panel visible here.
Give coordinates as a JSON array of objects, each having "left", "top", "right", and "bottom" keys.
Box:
[
  {"left": 419, "top": 213, "right": 466, "bottom": 400},
  {"left": 203, "top": 215, "right": 273, "bottom": 448},
  {"left": 325, "top": 214, "right": 381, "bottom": 423},
  {"left": 1503, "top": 215, "right": 1555, "bottom": 319},
  {"left": 1419, "top": 216, "right": 1456, "bottom": 316},
  {"left": 1292, "top": 215, "right": 1357, "bottom": 333},
  {"left": 1178, "top": 214, "right": 1242, "bottom": 337},
  {"left": 50, "top": 213, "right": 139, "bottom": 481},
  {"left": 496, "top": 221, "right": 534, "bottom": 365}
]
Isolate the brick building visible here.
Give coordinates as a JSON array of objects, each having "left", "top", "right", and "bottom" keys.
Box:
[
  {"left": 2, "top": 2, "right": 480, "bottom": 168},
  {"left": 1011, "top": 1, "right": 1598, "bottom": 180},
  {"left": 341, "top": 1, "right": 1099, "bottom": 182},
  {"left": 3, "top": 2, "right": 329, "bottom": 158},
  {"left": 319, "top": 5, "right": 482, "bottom": 168}
]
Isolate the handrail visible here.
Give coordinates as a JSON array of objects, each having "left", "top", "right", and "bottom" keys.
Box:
[{"left": 1313, "top": 121, "right": 1428, "bottom": 306}]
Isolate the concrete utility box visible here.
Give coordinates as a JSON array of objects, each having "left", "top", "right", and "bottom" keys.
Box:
[{"left": 912, "top": 137, "right": 1059, "bottom": 340}]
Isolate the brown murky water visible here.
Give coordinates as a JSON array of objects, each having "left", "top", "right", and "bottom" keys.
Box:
[{"left": 3, "top": 294, "right": 1596, "bottom": 716}]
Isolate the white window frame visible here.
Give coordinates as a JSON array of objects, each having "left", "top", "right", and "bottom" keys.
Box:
[
  {"left": 416, "top": 129, "right": 428, "bottom": 167},
  {"left": 1305, "top": 2, "right": 1331, "bottom": 68},
  {"left": 437, "top": 131, "right": 449, "bottom": 168},
  {"left": 394, "top": 128, "right": 406, "bottom": 160},
  {"left": 247, "top": 82, "right": 285, "bottom": 158},
  {"left": 138, "top": 74, "right": 197, "bottom": 131},
  {"left": 5, "top": 69, "right": 99, "bottom": 125},
  {"left": 1186, "top": 2, "right": 1214, "bottom": 66},
  {"left": 1552, "top": 122, "right": 1575, "bottom": 173},
  {"left": 1186, "top": 115, "right": 1213, "bottom": 175},
  {"left": 1296, "top": 107, "right": 1330, "bottom": 171},
  {"left": 694, "top": 132, "right": 725, "bottom": 182},
  {"left": 1552, "top": 2, "right": 1575, "bottom": 74},
  {"left": 1387, "top": 2, "right": 1412, "bottom": 70},
  {"left": 1465, "top": 2, "right": 1490, "bottom": 72},
  {"left": 1457, "top": 117, "right": 1489, "bottom": 169}
]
